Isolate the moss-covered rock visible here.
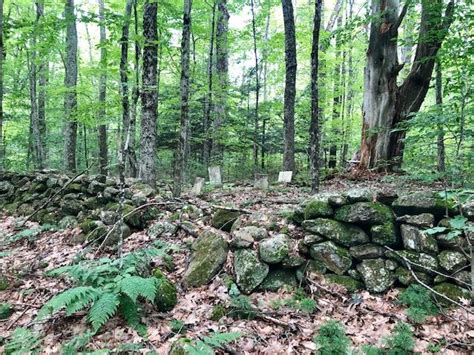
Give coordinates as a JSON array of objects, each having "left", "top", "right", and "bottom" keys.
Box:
[
  {"left": 385, "top": 250, "right": 439, "bottom": 273},
  {"left": 259, "top": 234, "right": 290, "bottom": 264},
  {"left": 60, "top": 198, "right": 83, "bottom": 216},
  {"left": 357, "top": 258, "right": 395, "bottom": 293},
  {"left": 325, "top": 275, "right": 364, "bottom": 293},
  {"left": 231, "top": 212, "right": 278, "bottom": 232},
  {"left": 433, "top": 283, "right": 471, "bottom": 305},
  {"left": 153, "top": 269, "right": 178, "bottom": 312},
  {"left": 392, "top": 191, "right": 455, "bottom": 217},
  {"left": 183, "top": 231, "right": 228, "bottom": 288},
  {"left": 303, "top": 199, "right": 334, "bottom": 219},
  {"left": 396, "top": 213, "right": 435, "bottom": 228},
  {"left": 437, "top": 251, "right": 467, "bottom": 273},
  {"left": 349, "top": 244, "right": 385, "bottom": 259},
  {"left": 0, "top": 303, "right": 12, "bottom": 320},
  {"left": 370, "top": 222, "right": 399, "bottom": 247},
  {"left": 234, "top": 249, "right": 269, "bottom": 294},
  {"left": 310, "top": 241, "right": 352, "bottom": 275},
  {"left": 212, "top": 208, "right": 241, "bottom": 232},
  {"left": 258, "top": 269, "right": 297, "bottom": 292},
  {"left": 345, "top": 188, "right": 374, "bottom": 202},
  {"left": 334, "top": 202, "right": 394, "bottom": 226},
  {"left": 58, "top": 215, "right": 78, "bottom": 230},
  {"left": 395, "top": 267, "right": 433, "bottom": 286},
  {"left": 400, "top": 224, "right": 438, "bottom": 254},
  {"left": 147, "top": 221, "right": 178, "bottom": 238},
  {"left": 302, "top": 218, "right": 369, "bottom": 247},
  {"left": 296, "top": 259, "right": 327, "bottom": 283},
  {"left": 230, "top": 226, "right": 268, "bottom": 249}
]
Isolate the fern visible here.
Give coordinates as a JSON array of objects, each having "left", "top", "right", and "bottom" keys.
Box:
[
  {"left": 118, "top": 294, "right": 140, "bottom": 327},
  {"left": 185, "top": 332, "right": 242, "bottom": 355},
  {"left": 118, "top": 275, "right": 157, "bottom": 303},
  {"left": 38, "top": 286, "right": 99, "bottom": 319},
  {"left": 62, "top": 331, "right": 95, "bottom": 355},
  {"left": 88, "top": 293, "right": 120, "bottom": 331},
  {"left": 4, "top": 327, "right": 42, "bottom": 355}
]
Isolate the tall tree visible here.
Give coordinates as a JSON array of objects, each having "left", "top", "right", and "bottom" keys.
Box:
[
  {"left": 174, "top": 0, "right": 192, "bottom": 196},
  {"left": 63, "top": 0, "right": 78, "bottom": 172},
  {"left": 0, "top": 0, "right": 3, "bottom": 170},
  {"left": 309, "top": 0, "right": 323, "bottom": 193},
  {"left": 37, "top": 1, "right": 47, "bottom": 167},
  {"left": 281, "top": 0, "right": 296, "bottom": 172},
  {"left": 250, "top": 0, "right": 259, "bottom": 173},
  {"left": 435, "top": 59, "right": 445, "bottom": 173},
  {"left": 128, "top": 0, "right": 139, "bottom": 178},
  {"left": 212, "top": 0, "right": 229, "bottom": 163},
  {"left": 97, "top": 0, "right": 108, "bottom": 175},
  {"left": 139, "top": 0, "right": 158, "bottom": 186},
  {"left": 360, "top": 0, "right": 455, "bottom": 170}
]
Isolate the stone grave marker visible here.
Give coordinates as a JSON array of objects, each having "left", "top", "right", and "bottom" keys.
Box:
[
  {"left": 208, "top": 166, "right": 222, "bottom": 187},
  {"left": 278, "top": 171, "right": 293, "bottom": 184},
  {"left": 191, "top": 177, "right": 205, "bottom": 195},
  {"left": 254, "top": 175, "right": 269, "bottom": 191}
]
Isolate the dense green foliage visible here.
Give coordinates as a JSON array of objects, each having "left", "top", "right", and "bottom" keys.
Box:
[
  {"left": 399, "top": 285, "right": 439, "bottom": 323},
  {"left": 314, "top": 320, "right": 350, "bottom": 354}
]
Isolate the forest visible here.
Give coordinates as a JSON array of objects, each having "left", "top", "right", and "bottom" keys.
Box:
[{"left": 0, "top": 0, "right": 473, "bottom": 353}]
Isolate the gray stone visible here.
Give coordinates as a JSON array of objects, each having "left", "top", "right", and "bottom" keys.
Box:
[
  {"left": 401, "top": 224, "right": 438, "bottom": 254},
  {"left": 234, "top": 249, "right": 269, "bottom": 294},
  {"left": 191, "top": 177, "right": 205, "bottom": 195},
  {"left": 147, "top": 221, "right": 178, "bottom": 238},
  {"left": 335, "top": 202, "right": 394, "bottom": 226},
  {"left": 395, "top": 267, "right": 433, "bottom": 286},
  {"left": 310, "top": 241, "right": 352, "bottom": 275},
  {"left": 58, "top": 215, "right": 78, "bottom": 230},
  {"left": 303, "top": 198, "right": 334, "bottom": 219},
  {"left": 278, "top": 171, "right": 293, "bottom": 183},
  {"left": 232, "top": 212, "right": 278, "bottom": 232},
  {"left": 131, "top": 192, "right": 148, "bottom": 207},
  {"left": 0, "top": 181, "right": 13, "bottom": 195},
  {"left": 60, "top": 199, "right": 83, "bottom": 215},
  {"left": 462, "top": 201, "right": 474, "bottom": 221},
  {"left": 208, "top": 166, "right": 222, "bottom": 187},
  {"left": 131, "top": 182, "right": 155, "bottom": 197},
  {"left": 385, "top": 250, "right": 439, "bottom": 273},
  {"left": 296, "top": 259, "right": 327, "bottom": 282},
  {"left": 397, "top": 213, "right": 435, "bottom": 228},
  {"left": 183, "top": 231, "right": 229, "bottom": 288},
  {"left": 325, "top": 275, "right": 364, "bottom": 293},
  {"left": 230, "top": 229, "right": 255, "bottom": 249},
  {"left": 349, "top": 244, "right": 385, "bottom": 259},
  {"left": 345, "top": 188, "right": 374, "bottom": 202},
  {"left": 357, "top": 258, "right": 395, "bottom": 293},
  {"left": 254, "top": 175, "right": 269, "bottom": 191},
  {"left": 88, "top": 180, "right": 105, "bottom": 195},
  {"left": 433, "top": 283, "right": 471, "bottom": 304},
  {"left": 105, "top": 223, "right": 132, "bottom": 246},
  {"left": 385, "top": 259, "right": 398, "bottom": 271},
  {"left": 302, "top": 218, "right": 369, "bottom": 247},
  {"left": 438, "top": 251, "right": 467, "bottom": 273},
  {"left": 212, "top": 208, "right": 241, "bottom": 232},
  {"left": 258, "top": 269, "right": 297, "bottom": 291},
  {"left": 302, "top": 234, "right": 325, "bottom": 246},
  {"left": 370, "top": 222, "right": 399, "bottom": 247},
  {"left": 259, "top": 234, "right": 290, "bottom": 264},
  {"left": 103, "top": 186, "right": 120, "bottom": 201},
  {"left": 100, "top": 210, "right": 119, "bottom": 225},
  {"left": 392, "top": 191, "right": 454, "bottom": 217}
]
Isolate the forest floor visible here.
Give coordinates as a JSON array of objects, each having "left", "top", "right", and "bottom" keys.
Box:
[{"left": 0, "top": 173, "right": 472, "bottom": 354}]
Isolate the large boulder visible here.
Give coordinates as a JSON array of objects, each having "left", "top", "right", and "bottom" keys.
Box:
[
  {"left": 392, "top": 191, "right": 454, "bottom": 217},
  {"left": 437, "top": 251, "right": 467, "bottom": 273},
  {"left": 303, "top": 198, "right": 334, "bottom": 219},
  {"left": 212, "top": 208, "right": 241, "bottom": 232},
  {"left": 183, "top": 231, "right": 228, "bottom": 287},
  {"left": 259, "top": 234, "right": 290, "bottom": 264},
  {"left": 400, "top": 224, "right": 438, "bottom": 254},
  {"left": 433, "top": 283, "right": 471, "bottom": 305},
  {"left": 357, "top": 258, "right": 395, "bottom": 293},
  {"left": 258, "top": 269, "right": 297, "bottom": 292},
  {"left": 395, "top": 267, "right": 433, "bottom": 286},
  {"left": 349, "top": 244, "right": 385, "bottom": 259},
  {"left": 230, "top": 226, "right": 268, "bottom": 249},
  {"left": 153, "top": 269, "right": 178, "bottom": 312},
  {"left": 232, "top": 212, "right": 279, "bottom": 232},
  {"left": 234, "top": 249, "right": 269, "bottom": 294},
  {"left": 334, "top": 202, "right": 394, "bottom": 226},
  {"left": 302, "top": 218, "right": 369, "bottom": 247},
  {"left": 370, "top": 222, "right": 399, "bottom": 247},
  {"left": 147, "top": 221, "right": 178, "bottom": 238},
  {"left": 310, "top": 241, "right": 352, "bottom": 275}
]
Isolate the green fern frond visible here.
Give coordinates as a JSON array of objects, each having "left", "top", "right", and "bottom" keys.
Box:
[
  {"left": 88, "top": 293, "right": 119, "bottom": 331},
  {"left": 61, "top": 331, "right": 95, "bottom": 355},
  {"left": 37, "top": 286, "right": 99, "bottom": 319},
  {"left": 118, "top": 276, "right": 157, "bottom": 303},
  {"left": 118, "top": 294, "right": 140, "bottom": 327},
  {"left": 4, "top": 327, "right": 42, "bottom": 355},
  {"left": 203, "top": 332, "right": 242, "bottom": 349}
]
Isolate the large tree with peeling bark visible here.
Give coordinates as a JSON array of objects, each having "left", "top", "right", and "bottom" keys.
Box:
[{"left": 360, "top": 0, "right": 455, "bottom": 170}]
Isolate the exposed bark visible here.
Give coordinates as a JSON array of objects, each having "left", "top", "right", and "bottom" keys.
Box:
[
  {"left": 36, "top": 1, "right": 46, "bottom": 167},
  {"left": 212, "top": 0, "right": 229, "bottom": 163},
  {"left": 309, "top": 0, "right": 323, "bottom": 193},
  {"left": 281, "top": 0, "right": 296, "bottom": 172},
  {"left": 250, "top": 0, "right": 259, "bottom": 174},
  {"left": 343, "top": 0, "right": 355, "bottom": 166},
  {"left": 435, "top": 59, "right": 445, "bottom": 174},
  {"left": 261, "top": 7, "right": 270, "bottom": 170},
  {"left": 360, "top": 0, "right": 455, "bottom": 170},
  {"left": 139, "top": 0, "right": 158, "bottom": 186},
  {"left": 202, "top": 1, "right": 216, "bottom": 168},
  {"left": 98, "top": 0, "right": 108, "bottom": 175},
  {"left": 173, "top": 0, "right": 192, "bottom": 197},
  {"left": 0, "top": 0, "right": 3, "bottom": 170},
  {"left": 329, "top": 15, "right": 342, "bottom": 169},
  {"left": 63, "top": 0, "right": 78, "bottom": 172}
]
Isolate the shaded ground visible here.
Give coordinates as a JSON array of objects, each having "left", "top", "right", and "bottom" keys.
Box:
[{"left": 0, "top": 176, "right": 472, "bottom": 353}]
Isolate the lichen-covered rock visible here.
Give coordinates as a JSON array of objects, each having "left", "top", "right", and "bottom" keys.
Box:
[
  {"left": 183, "top": 231, "right": 228, "bottom": 288},
  {"left": 395, "top": 267, "right": 433, "bottom": 286},
  {"left": 232, "top": 212, "right": 278, "bottom": 232},
  {"left": 334, "top": 202, "right": 393, "bottom": 226},
  {"left": 303, "top": 199, "right": 334, "bottom": 219},
  {"left": 296, "top": 259, "right": 327, "bottom": 282},
  {"left": 231, "top": 226, "right": 268, "bottom": 249},
  {"left": 147, "top": 221, "right": 178, "bottom": 238},
  {"left": 104, "top": 222, "right": 132, "bottom": 246},
  {"left": 349, "top": 244, "right": 385, "bottom": 259},
  {"left": 434, "top": 233, "right": 465, "bottom": 250},
  {"left": 259, "top": 234, "right": 290, "bottom": 264},
  {"left": 60, "top": 198, "right": 83, "bottom": 215},
  {"left": 0, "top": 303, "right": 12, "bottom": 320},
  {"left": 88, "top": 180, "right": 105, "bottom": 194},
  {"left": 302, "top": 218, "right": 369, "bottom": 247},
  {"left": 258, "top": 269, "right": 297, "bottom": 291},
  {"left": 452, "top": 271, "right": 470, "bottom": 288},
  {"left": 281, "top": 240, "right": 306, "bottom": 268},
  {"left": 100, "top": 210, "right": 119, "bottom": 225},
  {"left": 433, "top": 283, "right": 471, "bottom": 305},
  {"left": 437, "top": 251, "right": 467, "bottom": 273},
  {"left": 345, "top": 188, "right": 374, "bottom": 202},
  {"left": 462, "top": 201, "right": 474, "bottom": 221},
  {"left": 392, "top": 191, "right": 454, "bottom": 217},
  {"left": 302, "top": 234, "right": 325, "bottom": 247},
  {"left": 58, "top": 215, "right": 78, "bottom": 230},
  {"left": 234, "top": 249, "right": 269, "bottom": 294},
  {"left": 325, "top": 275, "right": 364, "bottom": 293},
  {"left": 153, "top": 269, "right": 178, "bottom": 312},
  {"left": 397, "top": 213, "right": 434, "bottom": 228},
  {"left": 400, "top": 224, "right": 438, "bottom": 254},
  {"left": 212, "top": 208, "right": 241, "bottom": 232},
  {"left": 131, "top": 182, "right": 155, "bottom": 197},
  {"left": 385, "top": 250, "right": 439, "bottom": 273},
  {"left": 310, "top": 241, "right": 352, "bottom": 275},
  {"left": 357, "top": 259, "right": 394, "bottom": 293}
]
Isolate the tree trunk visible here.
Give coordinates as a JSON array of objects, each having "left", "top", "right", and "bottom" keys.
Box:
[
  {"left": 250, "top": 0, "right": 259, "bottom": 174},
  {"left": 212, "top": 0, "right": 229, "bottom": 163},
  {"left": 173, "top": 0, "right": 192, "bottom": 197},
  {"left": 139, "top": 0, "right": 158, "bottom": 186},
  {"left": 261, "top": 8, "right": 270, "bottom": 170},
  {"left": 202, "top": 1, "right": 216, "bottom": 168},
  {"left": 64, "top": 0, "right": 78, "bottom": 172},
  {"left": 435, "top": 59, "right": 445, "bottom": 174},
  {"left": 98, "top": 0, "right": 108, "bottom": 175},
  {"left": 329, "top": 15, "right": 342, "bottom": 169},
  {"left": 309, "top": 0, "right": 323, "bottom": 193},
  {"left": 281, "top": 0, "right": 296, "bottom": 172},
  {"left": 343, "top": 0, "right": 354, "bottom": 166},
  {"left": 360, "top": 0, "right": 455, "bottom": 170},
  {"left": 0, "top": 0, "right": 3, "bottom": 170},
  {"left": 36, "top": 1, "right": 47, "bottom": 168}
]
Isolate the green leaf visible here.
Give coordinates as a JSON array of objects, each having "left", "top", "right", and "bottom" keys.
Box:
[
  {"left": 448, "top": 216, "right": 467, "bottom": 230},
  {"left": 88, "top": 293, "right": 119, "bottom": 331},
  {"left": 119, "top": 276, "right": 157, "bottom": 303},
  {"left": 446, "top": 230, "right": 462, "bottom": 240},
  {"left": 424, "top": 226, "right": 446, "bottom": 235}
]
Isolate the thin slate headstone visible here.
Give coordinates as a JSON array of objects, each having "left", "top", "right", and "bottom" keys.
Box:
[
  {"left": 208, "top": 166, "right": 222, "bottom": 187},
  {"left": 191, "top": 177, "right": 205, "bottom": 195},
  {"left": 254, "top": 175, "right": 269, "bottom": 191},
  {"left": 278, "top": 171, "right": 293, "bottom": 183}
]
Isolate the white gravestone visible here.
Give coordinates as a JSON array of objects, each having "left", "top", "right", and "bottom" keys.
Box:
[
  {"left": 191, "top": 177, "right": 205, "bottom": 195},
  {"left": 254, "top": 175, "right": 269, "bottom": 191},
  {"left": 208, "top": 166, "right": 222, "bottom": 187},
  {"left": 278, "top": 171, "right": 293, "bottom": 183}
]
